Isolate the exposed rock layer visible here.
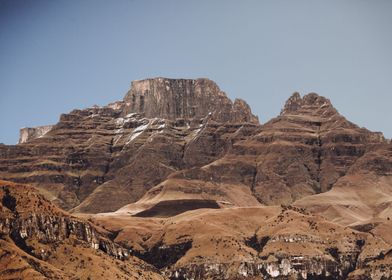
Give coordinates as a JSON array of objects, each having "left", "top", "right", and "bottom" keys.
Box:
[
  {"left": 0, "top": 180, "right": 163, "bottom": 280},
  {"left": 123, "top": 78, "right": 259, "bottom": 123}
]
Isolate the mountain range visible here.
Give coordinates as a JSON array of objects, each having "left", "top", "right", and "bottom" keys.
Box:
[{"left": 1, "top": 77, "right": 391, "bottom": 280}]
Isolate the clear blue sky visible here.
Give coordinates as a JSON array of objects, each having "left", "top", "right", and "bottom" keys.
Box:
[{"left": 1, "top": 0, "right": 391, "bottom": 144}]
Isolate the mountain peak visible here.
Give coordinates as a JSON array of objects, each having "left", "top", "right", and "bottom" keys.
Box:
[
  {"left": 281, "top": 92, "right": 337, "bottom": 118},
  {"left": 123, "top": 77, "right": 259, "bottom": 123}
]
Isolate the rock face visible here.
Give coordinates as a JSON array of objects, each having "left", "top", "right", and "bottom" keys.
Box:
[
  {"left": 123, "top": 78, "right": 259, "bottom": 123},
  {"left": 19, "top": 125, "right": 53, "bottom": 144}
]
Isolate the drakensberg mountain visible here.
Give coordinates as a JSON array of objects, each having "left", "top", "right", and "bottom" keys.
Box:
[{"left": 0, "top": 78, "right": 391, "bottom": 280}]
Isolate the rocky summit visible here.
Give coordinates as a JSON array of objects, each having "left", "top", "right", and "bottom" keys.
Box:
[
  {"left": 0, "top": 77, "right": 391, "bottom": 280},
  {"left": 123, "top": 78, "right": 259, "bottom": 123}
]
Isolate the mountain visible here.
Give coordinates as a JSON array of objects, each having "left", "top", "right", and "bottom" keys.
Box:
[
  {"left": 0, "top": 78, "right": 259, "bottom": 213},
  {"left": 0, "top": 77, "right": 391, "bottom": 279}
]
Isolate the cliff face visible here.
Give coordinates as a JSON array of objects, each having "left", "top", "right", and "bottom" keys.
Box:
[
  {"left": 123, "top": 78, "right": 259, "bottom": 123},
  {"left": 0, "top": 180, "right": 127, "bottom": 259},
  {"left": 0, "top": 180, "right": 163, "bottom": 280},
  {"left": 19, "top": 125, "right": 53, "bottom": 144}
]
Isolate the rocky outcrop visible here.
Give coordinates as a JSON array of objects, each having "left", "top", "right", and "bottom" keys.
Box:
[
  {"left": 0, "top": 181, "right": 128, "bottom": 259},
  {"left": 280, "top": 92, "right": 337, "bottom": 117},
  {"left": 0, "top": 180, "right": 164, "bottom": 280},
  {"left": 19, "top": 125, "right": 53, "bottom": 144},
  {"left": 123, "top": 78, "right": 259, "bottom": 123}
]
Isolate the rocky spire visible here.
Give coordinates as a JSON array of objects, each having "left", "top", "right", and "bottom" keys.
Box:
[
  {"left": 281, "top": 92, "right": 302, "bottom": 113},
  {"left": 281, "top": 92, "right": 338, "bottom": 118},
  {"left": 123, "top": 77, "right": 259, "bottom": 123}
]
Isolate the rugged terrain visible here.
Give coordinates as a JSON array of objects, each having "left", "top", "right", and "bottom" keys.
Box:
[
  {"left": 0, "top": 77, "right": 391, "bottom": 279},
  {"left": 0, "top": 180, "right": 163, "bottom": 279}
]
